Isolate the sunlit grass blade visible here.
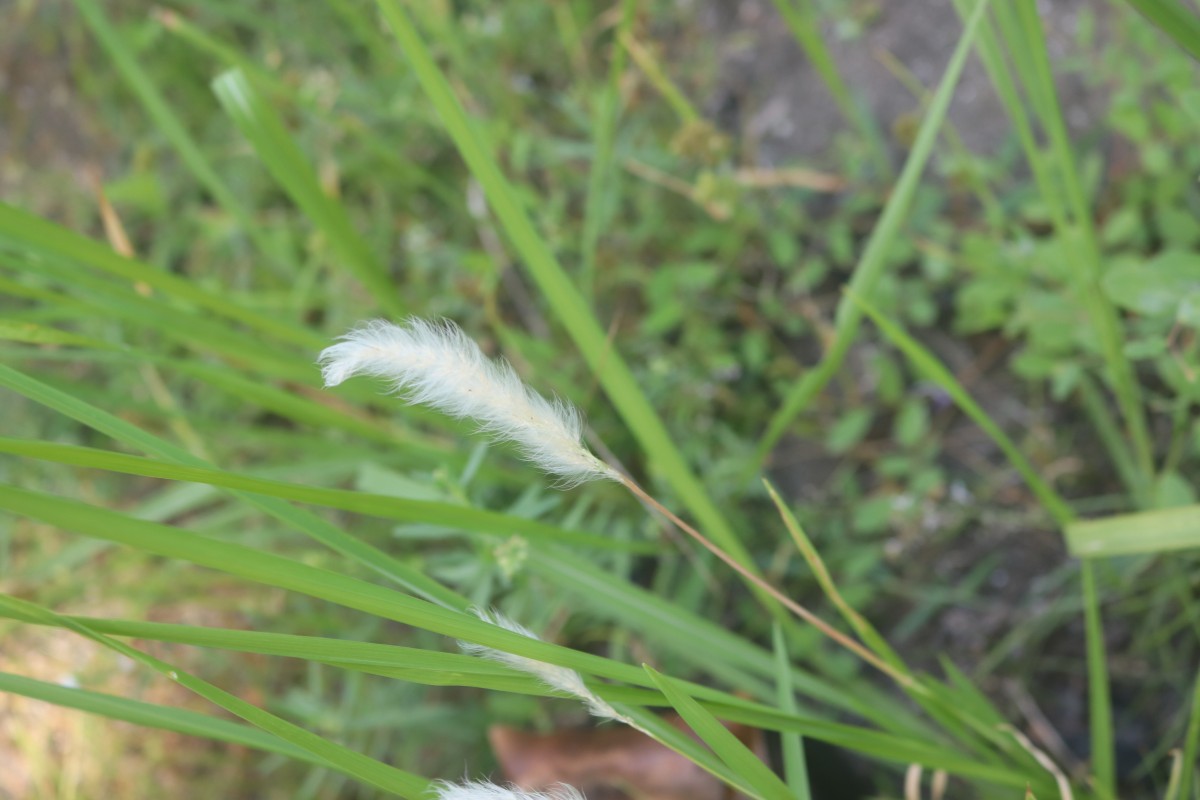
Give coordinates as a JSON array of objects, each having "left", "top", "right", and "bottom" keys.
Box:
[
  {"left": 1065, "top": 505, "right": 1200, "bottom": 557},
  {"left": 0, "top": 363, "right": 468, "bottom": 609},
  {"left": 764, "top": 477, "right": 906, "bottom": 670},
  {"left": 0, "top": 595, "right": 431, "bottom": 797},
  {"left": 0, "top": 320, "right": 117, "bottom": 350},
  {"left": 372, "top": 0, "right": 754, "bottom": 578},
  {"left": 772, "top": 623, "right": 812, "bottom": 800},
  {"left": 1081, "top": 560, "right": 1115, "bottom": 796},
  {"left": 850, "top": 291, "right": 1074, "bottom": 527},
  {"left": 67, "top": 0, "right": 286, "bottom": 273},
  {"left": 645, "top": 665, "right": 797, "bottom": 800},
  {"left": 0, "top": 601, "right": 1015, "bottom": 783},
  {"left": 0, "top": 609, "right": 544, "bottom": 695},
  {"left": 525, "top": 546, "right": 930, "bottom": 734},
  {"left": 751, "top": 0, "right": 992, "bottom": 475},
  {"left": 0, "top": 482, "right": 668, "bottom": 689},
  {"left": 616, "top": 702, "right": 761, "bottom": 797},
  {"left": 0, "top": 437, "right": 655, "bottom": 554},
  {"left": 212, "top": 69, "right": 404, "bottom": 317},
  {"left": 1176, "top": 666, "right": 1200, "bottom": 800},
  {"left": 0, "top": 671, "right": 331, "bottom": 768},
  {"left": 1118, "top": 0, "right": 1200, "bottom": 61}
]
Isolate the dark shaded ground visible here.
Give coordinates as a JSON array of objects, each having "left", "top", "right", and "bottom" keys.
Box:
[{"left": 702, "top": 0, "right": 1110, "bottom": 165}]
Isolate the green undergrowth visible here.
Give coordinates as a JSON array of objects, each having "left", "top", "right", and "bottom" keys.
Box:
[{"left": 1, "top": 0, "right": 1199, "bottom": 798}]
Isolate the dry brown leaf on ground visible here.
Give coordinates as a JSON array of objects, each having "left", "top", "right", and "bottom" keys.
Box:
[{"left": 490, "top": 714, "right": 769, "bottom": 800}]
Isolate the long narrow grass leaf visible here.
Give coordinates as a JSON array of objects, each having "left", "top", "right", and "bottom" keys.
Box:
[
  {"left": 67, "top": 0, "right": 287, "bottom": 272},
  {"left": 645, "top": 665, "right": 800, "bottom": 800},
  {"left": 0, "top": 672, "right": 331, "bottom": 768},
  {"left": 1065, "top": 505, "right": 1200, "bottom": 557},
  {"left": 1081, "top": 560, "right": 1115, "bottom": 795},
  {"left": 751, "top": 0, "right": 991, "bottom": 474},
  {"left": 212, "top": 69, "right": 404, "bottom": 317},
  {"left": 773, "top": 623, "right": 812, "bottom": 800},
  {"left": 0, "top": 595, "right": 430, "bottom": 797}
]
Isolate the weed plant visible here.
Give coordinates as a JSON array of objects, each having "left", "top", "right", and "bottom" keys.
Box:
[{"left": 1, "top": 1, "right": 1199, "bottom": 798}]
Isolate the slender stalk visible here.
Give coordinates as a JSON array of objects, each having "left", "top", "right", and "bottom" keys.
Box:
[
  {"left": 1174, "top": 665, "right": 1200, "bottom": 800},
  {"left": 1081, "top": 560, "right": 1115, "bottom": 796},
  {"left": 618, "top": 475, "right": 918, "bottom": 690},
  {"left": 763, "top": 479, "right": 906, "bottom": 672}
]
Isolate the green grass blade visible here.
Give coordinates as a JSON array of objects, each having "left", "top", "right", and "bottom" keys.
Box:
[
  {"left": 1065, "top": 505, "right": 1200, "bottom": 557},
  {"left": 0, "top": 595, "right": 430, "bottom": 797},
  {"left": 0, "top": 671, "right": 332, "bottom": 768},
  {"left": 1118, "top": 0, "right": 1200, "bottom": 61},
  {"left": 0, "top": 202, "right": 320, "bottom": 349},
  {"left": 751, "top": 0, "right": 991, "bottom": 475},
  {"left": 0, "top": 363, "right": 468, "bottom": 609},
  {"left": 850, "top": 291, "right": 1075, "bottom": 527},
  {"left": 67, "top": 0, "right": 286, "bottom": 272},
  {"left": 765, "top": 0, "right": 891, "bottom": 180},
  {"left": 1176, "top": 665, "right": 1200, "bottom": 800},
  {"left": 0, "top": 609, "right": 544, "bottom": 695},
  {"left": 764, "top": 477, "right": 907, "bottom": 670},
  {"left": 617, "top": 702, "right": 761, "bottom": 797},
  {"left": 0, "top": 482, "right": 661, "bottom": 689},
  {"left": 1009, "top": 0, "right": 1155, "bottom": 483},
  {"left": 579, "top": 0, "right": 634, "bottom": 298},
  {"left": 211, "top": 69, "right": 404, "bottom": 317},
  {"left": 645, "top": 665, "right": 797, "bottom": 800},
  {"left": 1081, "top": 560, "right": 1115, "bottom": 796},
  {"left": 0, "top": 437, "right": 654, "bottom": 554},
  {"left": 525, "top": 546, "right": 925, "bottom": 733},
  {"left": 372, "top": 0, "right": 755, "bottom": 577},
  {"left": 773, "top": 623, "right": 812, "bottom": 800}
]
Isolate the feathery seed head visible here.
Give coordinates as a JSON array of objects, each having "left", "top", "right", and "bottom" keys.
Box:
[
  {"left": 433, "top": 780, "right": 586, "bottom": 800},
  {"left": 319, "top": 318, "right": 618, "bottom": 488},
  {"left": 459, "top": 608, "right": 629, "bottom": 725}
]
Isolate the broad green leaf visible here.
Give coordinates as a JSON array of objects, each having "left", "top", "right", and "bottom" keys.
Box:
[
  {"left": 1102, "top": 251, "right": 1200, "bottom": 318},
  {"left": 1066, "top": 505, "right": 1200, "bottom": 557}
]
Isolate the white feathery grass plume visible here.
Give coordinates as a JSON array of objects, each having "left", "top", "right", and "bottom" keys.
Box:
[
  {"left": 319, "top": 318, "right": 619, "bottom": 488},
  {"left": 433, "top": 780, "right": 586, "bottom": 800},
  {"left": 459, "top": 608, "right": 634, "bottom": 727}
]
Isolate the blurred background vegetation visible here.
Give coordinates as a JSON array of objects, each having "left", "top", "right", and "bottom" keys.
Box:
[{"left": 1, "top": 0, "right": 1199, "bottom": 797}]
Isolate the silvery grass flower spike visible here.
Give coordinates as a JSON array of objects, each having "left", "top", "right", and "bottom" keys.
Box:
[
  {"left": 458, "top": 609, "right": 635, "bottom": 728},
  {"left": 434, "top": 781, "right": 586, "bottom": 800},
  {"left": 319, "top": 318, "right": 620, "bottom": 487}
]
